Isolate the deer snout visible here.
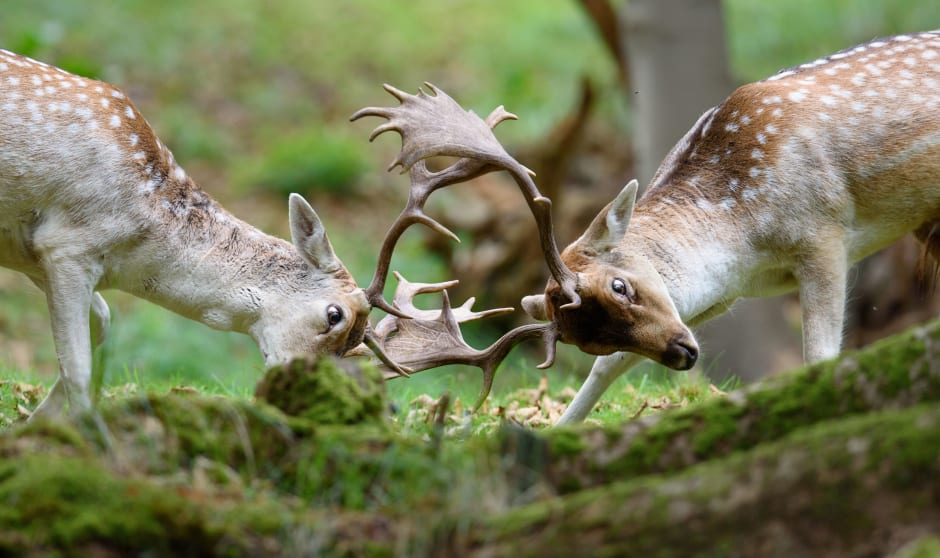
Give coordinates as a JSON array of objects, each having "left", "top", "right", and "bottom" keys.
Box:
[{"left": 662, "top": 331, "right": 699, "bottom": 370}]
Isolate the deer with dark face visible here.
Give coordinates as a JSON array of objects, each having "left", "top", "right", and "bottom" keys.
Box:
[{"left": 522, "top": 30, "right": 940, "bottom": 423}]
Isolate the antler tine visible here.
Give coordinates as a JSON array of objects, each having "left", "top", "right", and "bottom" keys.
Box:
[{"left": 370, "top": 273, "right": 557, "bottom": 411}]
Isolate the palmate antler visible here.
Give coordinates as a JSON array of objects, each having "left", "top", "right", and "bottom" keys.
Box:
[
  {"left": 373, "top": 273, "right": 560, "bottom": 410},
  {"left": 350, "top": 83, "right": 578, "bottom": 404}
]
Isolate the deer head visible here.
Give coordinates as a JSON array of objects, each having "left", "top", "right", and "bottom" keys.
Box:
[
  {"left": 521, "top": 180, "right": 699, "bottom": 370},
  {"left": 247, "top": 193, "right": 372, "bottom": 367}
]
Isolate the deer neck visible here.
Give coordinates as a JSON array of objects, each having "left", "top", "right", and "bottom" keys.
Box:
[
  {"left": 627, "top": 199, "right": 750, "bottom": 323},
  {"left": 107, "top": 182, "right": 306, "bottom": 334}
]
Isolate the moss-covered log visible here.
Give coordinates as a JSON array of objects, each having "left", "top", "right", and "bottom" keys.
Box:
[
  {"left": 536, "top": 317, "right": 940, "bottom": 492},
  {"left": 457, "top": 403, "right": 940, "bottom": 558}
]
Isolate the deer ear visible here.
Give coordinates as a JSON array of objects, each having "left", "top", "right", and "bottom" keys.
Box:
[
  {"left": 582, "top": 179, "right": 638, "bottom": 249},
  {"left": 521, "top": 294, "right": 549, "bottom": 321},
  {"left": 288, "top": 193, "right": 341, "bottom": 272}
]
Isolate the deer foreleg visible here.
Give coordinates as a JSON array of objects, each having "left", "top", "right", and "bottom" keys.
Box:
[
  {"left": 556, "top": 351, "right": 645, "bottom": 425},
  {"left": 30, "top": 260, "right": 98, "bottom": 419},
  {"left": 796, "top": 242, "right": 848, "bottom": 363}
]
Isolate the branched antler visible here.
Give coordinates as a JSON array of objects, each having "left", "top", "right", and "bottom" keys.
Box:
[
  {"left": 372, "top": 273, "right": 561, "bottom": 410},
  {"left": 351, "top": 83, "right": 580, "bottom": 318}
]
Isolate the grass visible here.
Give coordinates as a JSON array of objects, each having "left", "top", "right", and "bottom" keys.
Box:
[{"left": 1, "top": 1, "right": 938, "bottom": 431}]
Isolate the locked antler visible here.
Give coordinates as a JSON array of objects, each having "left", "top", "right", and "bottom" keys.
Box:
[
  {"left": 373, "top": 273, "right": 560, "bottom": 410},
  {"left": 351, "top": 83, "right": 580, "bottom": 315},
  {"left": 351, "top": 83, "right": 578, "bottom": 399}
]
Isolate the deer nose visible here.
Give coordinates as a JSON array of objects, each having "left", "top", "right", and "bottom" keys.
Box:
[{"left": 665, "top": 332, "right": 699, "bottom": 370}]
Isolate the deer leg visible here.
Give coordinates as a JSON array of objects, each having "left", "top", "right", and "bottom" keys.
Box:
[
  {"left": 30, "top": 260, "right": 98, "bottom": 419},
  {"left": 556, "top": 351, "right": 646, "bottom": 425},
  {"left": 795, "top": 243, "right": 848, "bottom": 363}
]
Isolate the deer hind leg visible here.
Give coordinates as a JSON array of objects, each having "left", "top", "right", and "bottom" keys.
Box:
[
  {"left": 556, "top": 351, "right": 645, "bottom": 425},
  {"left": 914, "top": 222, "right": 940, "bottom": 292},
  {"left": 795, "top": 238, "right": 849, "bottom": 364}
]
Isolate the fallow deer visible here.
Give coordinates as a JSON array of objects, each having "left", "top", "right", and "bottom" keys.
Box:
[
  {"left": 520, "top": 30, "right": 940, "bottom": 423},
  {"left": 0, "top": 48, "right": 574, "bottom": 419}
]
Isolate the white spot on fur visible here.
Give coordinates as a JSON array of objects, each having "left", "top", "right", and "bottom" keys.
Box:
[
  {"left": 109, "top": 114, "right": 121, "bottom": 128},
  {"left": 742, "top": 188, "right": 758, "bottom": 201},
  {"left": 133, "top": 151, "right": 146, "bottom": 161},
  {"left": 756, "top": 132, "right": 767, "bottom": 145},
  {"left": 719, "top": 198, "right": 737, "bottom": 210},
  {"left": 748, "top": 167, "right": 762, "bottom": 178},
  {"left": 0, "top": 63, "right": 6, "bottom": 71},
  {"left": 821, "top": 95, "right": 838, "bottom": 106},
  {"left": 818, "top": 112, "right": 832, "bottom": 121},
  {"left": 76, "top": 106, "right": 92, "bottom": 119},
  {"left": 851, "top": 101, "right": 866, "bottom": 112},
  {"left": 765, "top": 124, "right": 778, "bottom": 134},
  {"left": 751, "top": 148, "right": 764, "bottom": 160},
  {"left": 696, "top": 199, "right": 713, "bottom": 211},
  {"left": 851, "top": 73, "right": 866, "bottom": 86},
  {"left": 924, "top": 50, "right": 938, "bottom": 60},
  {"left": 772, "top": 108, "right": 783, "bottom": 117},
  {"left": 124, "top": 106, "right": 135, "bottom": 119},
  {"left": 111, "top": 89, "right": 124, "bottom": 99},
  {"left": 173, "top": 166, "right": 186, "bottom": 180},
  {"left": 6, "top": 76, "right": 19, "bottom": 85},
  {"left": 708, "top": 154, "right": 720, "bottom": 164},
  {"left": 130, "top": 133, "right": 139, "bottom": 146},
  {"left": 725, "top": 122, "right": 739, "bottom": 132},
  {"left": 762, "top": 96, "right": 782, "bottom": 104},
  {"left": 728, "top": 178, "right": 740, "bottom": 192},
  {"left": 101, "top": 98, "right": 110, "bottom": 108},
  {"left": 788, "top": 89, "right": 808, "bottom": 102}
]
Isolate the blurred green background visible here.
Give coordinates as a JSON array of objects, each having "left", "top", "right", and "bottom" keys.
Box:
[{"left": 1, "top": 0, "right": 939, "bottom": 408}]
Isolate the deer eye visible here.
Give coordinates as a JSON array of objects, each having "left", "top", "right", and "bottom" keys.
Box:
[
  {"left": 611, "top": 278, "right": 631, "bottom": 298},
  {"left": 326, "top": 305, "right": 344, "bottom": 328}
]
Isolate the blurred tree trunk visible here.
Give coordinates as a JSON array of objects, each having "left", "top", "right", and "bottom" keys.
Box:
[{"left": 620, "top": 0, "right": 801, "bottom": 382}]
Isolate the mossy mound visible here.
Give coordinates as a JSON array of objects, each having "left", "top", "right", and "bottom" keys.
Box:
[{"left": 255, "top": 355, "right": 387, "bottom": 426}]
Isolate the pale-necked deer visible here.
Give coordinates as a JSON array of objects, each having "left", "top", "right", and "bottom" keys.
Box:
[
  {"left": 0, "top": 47, "right": 575, "bottom": 419},
  {"left": 521, "top": 30, "right": 940, "bottom": 423}
]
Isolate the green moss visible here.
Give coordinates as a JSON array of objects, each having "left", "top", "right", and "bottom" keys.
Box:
[
  {"left": 545, "top": 427, "right": 586, "bottom": 457},
  {"left": 894, "top": 536, "right": 940, "bottom": 558},
  {"left": 545, "top": 318, "right": 940, "bottom": 489},
  {"left": 256, "top": 356, "right": 388, "bottom": 427}
]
